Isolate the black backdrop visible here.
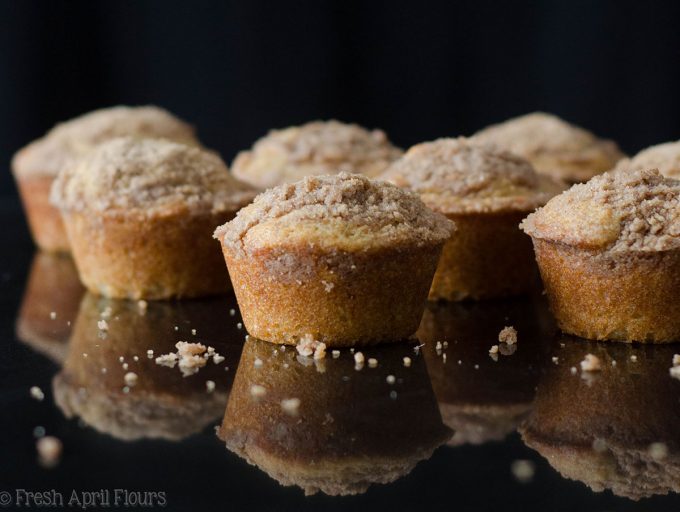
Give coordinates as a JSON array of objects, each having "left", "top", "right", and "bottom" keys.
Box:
[{"left": 2, "top": 0, "right": 680, "bottom": 199}]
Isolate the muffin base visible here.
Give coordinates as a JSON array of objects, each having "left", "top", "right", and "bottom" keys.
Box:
[
  {"left": 429, "top": 212, "right": 538, "bottom": 301},
  {"left": 533, "top": 239, "right": 680, "bottom": 342},
  {"left": 15, "top": 174, "right": 70, "bottom": 252},
  {"left": 64, "top": 210, "right": 235, "bottom": 299},
  {"left": 222, "top": 244, "right": 442, "bottom": 346}
]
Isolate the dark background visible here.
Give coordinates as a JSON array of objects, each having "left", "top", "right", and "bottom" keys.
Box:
[{"left": 2, "top": 0, "right": 680, "bottom": 201}]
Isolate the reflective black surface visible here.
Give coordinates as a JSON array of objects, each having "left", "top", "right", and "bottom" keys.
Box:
[{"left": 2, "top": 202, "right": 680, "bottom": 511}]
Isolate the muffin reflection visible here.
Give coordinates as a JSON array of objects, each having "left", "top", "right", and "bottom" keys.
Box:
[
  {"left": 16, "top": 252, "right": 84, "bottom": 364},
  {"left": 418, "top": 299, "right": 549, "bottom": 445},
  {"left": 520, "top": 339, "right": 680, "bottom": 500},
  {"left": 218, "top": 337, "right": 451, "bottom": 496},
  {"left": 53, "top": 293, "right": 243, "bottom": 441}
]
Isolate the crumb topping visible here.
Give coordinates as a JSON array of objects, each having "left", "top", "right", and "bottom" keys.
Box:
[
  {"left": 12, "top": 105, "right": 199, "bottom": 178},
  {"left": 231, "top": 120, "right": 403, "bottom": 188},
  {"left": 498, "top": 326, "right": 518, "bottom": 345},
  {"left": 473, "top": 112, "right": 624, "bottom": 181},
  {"left": 616, "top": 140, "right": 680, "bottom": 179},
  {"left": 522, "top": 168, "right": 680, "bottom": 252},
  {"left": 380, "top": 137, "right": 563, "bottom": 214},
  {"left": 51, "top": 137, "right": 256, "bottom": 215},
  {"left": 214, "top": 173, "right": 454, "bottom": 256}
]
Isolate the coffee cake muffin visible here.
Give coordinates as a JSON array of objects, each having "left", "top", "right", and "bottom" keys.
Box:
[
  {"left": 473, "top": 112, "right": 624, "bottom": 183},
  {"left": 214, "top": 173, "right": 453, "bottom": 346},
  {"left": 51, "top": 137, "right": 256, "bottom": 299},
  {"left": 522, "top": 168, "right": 680, "bottom": 342},
  {"left": 218, "top": 337, "right": 451, "bottom": 496},
  {"left": 12, "top": 105, "right": 199, "bottom": 252},
  {"left": 520, "top": 340, "right": 680, "bottom": 500},
  {"left": 231, "top": 120, "right": 402, "bottom": 189},
  {"left": 381, "top": 138, "right": 563, "bottom": 300},
  {"left": 615, "top": 140, "right": 680, "bottom": 179}
]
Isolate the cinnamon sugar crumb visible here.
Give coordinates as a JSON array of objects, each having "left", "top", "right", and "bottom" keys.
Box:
[
  {"left": 280, "top": 398, "right": 301, "bottom": 416},
  {"left": 30, "top": 386, "right": 45, "bottom": 401},
  {"left": 36, "top": 436, "right": 62, "bottom": 468},
  {"left": 296, "top": 335, "right": 327, "bottom": 359},
  {"left": 580, "top": 354, "right": 602, "bottom": 372},
  {"left": 498, "top": 326, "right": 517, "bottom": 345},
  {"left": 489, "top": 345, "right": 499, "bottom": 354}
]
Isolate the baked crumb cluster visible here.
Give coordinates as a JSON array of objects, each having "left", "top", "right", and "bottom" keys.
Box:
[
  {"left": 232, "top": 120, "right": 403, "bottom": 188},
  {"left": 215, "top": 173, "right": 454, "bottom": 256},
  {"left": 522, "top": 168, "right": 680, "bottom": 253},
  {"left": 13, "top": 106, "right": 198, "bottom": 177},
  {"left": 616, "top": 140, "right": 680, "bottom": 179},
  {"left": 51, "top": 137, "right": 255, "bottom": 215},
  {"left": 473, "top": 112, "right": 623, "bottom": 181},
  {"left": 380, "top": 138, "right": 563, "bottom": 214}
]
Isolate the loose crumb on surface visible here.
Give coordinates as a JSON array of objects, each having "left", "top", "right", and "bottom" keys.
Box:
[
  {"left": 511, "top": 460, "right": 535, "bottom": 483},
  {"left": 673, "top": 354, "right": 680, "bottom": 366},
  {"left": 403, "top": 356, "right": 412, "bottom": 367},
  {"left": 551, "top": 356, "right": 559, "bottom": 364},
  {"left": 30, "top": 386, "right": 45, "bottom": 401},
  {"left": 254, "top": 358, "right": 263, "bottom": 368},
  {"left": 49, "top": 311, "right": 57, "bottom": 320},
  {"left": 386, "top": 375, "right": 396, "bottom": 385},
  {"left": 213, "top": 354, "right": 225, "bottom": 364},
  {"left": 147, "top": 349, "right": 154, "bottom": 358},
  {"left": 250, "top": 384, "right": 266, "bottom": 398},
  {"left": 296, "top": 336, "right": 327, "bottom": 359},
  {"left": 229, "top": 309, "right": 236, "bottom": 316},
  {"left": 580, "top": 354, "right": 602, "bottom": 372},
  {"left": 281, "top": 398, "right": 301, "bottom": 416},
  {"left": 137, "top": 300, "right": 148, "bottom": 312},
  {"left": 37, "top": 436, "right": 62, "bottom": 468},
  {"left": 570, "top": 366, "right": 578, "bottom": 375},
  {"left": 332, "top": 350, "right": 341, "bottom": 359},
  {"left": 155, "top": 341, "right": 210, "bottom": 376},
  {"left": 669, "top": 366, "right": 680, "bottom": 380},
  {"left": 97, "top": 319, "right": 109, "bottom": 331},
  {"left": 354, "top": 352, "right": 365, "bottom": 365},
  {"left": 498, "top": 326, "right": 517, "bottom": 345},
  {"left": 206, "top": 380, "right": 216, "bottom": 393},
  {"left": 368, "top": 358, "right": 378, "bottom": 368},
  {"left": 489, "top": 345, "right": 499, "bottom": 354},
  {"left": 124, "top": 372, "right": 138, "bottom": 387},
  {"left": 33, "top": 426, "right": 46, "bottom": 438},
  {"left": 630, "top": 355, "right": 638, "bottom": 362}
]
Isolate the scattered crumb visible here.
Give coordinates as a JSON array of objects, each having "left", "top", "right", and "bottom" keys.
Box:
[
  {"left": 155, "top": 341, "right": 210, "bottom": 376},
  {"left": 97, "top": 320, "right": 109, "bottom": 331},
  {"left": 443, "top": 341, "right": 449, "bottom": 349},
  {"left": 123, "top": 372, "right": 138, "bottom": 387},
  {"left": 119, "top": 356, "right": 124, "bottom": 362},
  {"left": 354, "top": 352, "right": 365, "bottom": 365},
  {"left": 206, "top": 380, "right": 216, "bottom": 393},
  {"left": 403, "top": 356, "right": 412, "bottom": 367},
  {"left": 30, "top": 386, "right": 45, "bottom": 401},
  {"left": 611, "top": 360, "right": 617, "bottom": 367},
  {"left": 669, "top": 366, "right": 680, "bottom": 380},
  {"left": 673, "top": 354, "right": 680, "bottom": 366},
  {"left": 332, "top": 350, "right": 341, "bottom": 359},
  {"left": 630, "top": 355, "right": 638, "bottom": 362},
  {"left": 36, "top": 436, "right": 62, "bottom": 468},
  {"left": 100, "top": 306, "right": 112, "bottom": 319},
  {"left": 237, "top": 322, "right": 243, "bottom": 329},
  {"left": 386, "top": 375, "right": 396, "bottom": 385},
  {"left": 296, "top": 335, "right": 327, "bottom": 359},
  {"left": 213, "top": 354, "right": 225, "bottom": 364},
  {"left": 122, "top": 363, "right": 129, "bottom": 370},
  {"left": 551, "top": 356, "right": 559, "bottom": 364},
  {"left": 474, "top": 364, "right": 479, "bottom": 369},
  {"left": 229, "top": 309, "right": 236, "bottom": 316},
  {"left": 250, "top": 384, "right": 266, "bottom": 398},
  {"left": 321, "top": 280, "right": 334, "bottom": 293},
  {"left": 649, "top": 442, "right": 669, "bottom": 461},
  {"left": 137, "top": 300, "right": 148, "bottom": 312},
  {"left": 174, "top": 326, "right": 179, "bottom": 331},
  {"left": 82, "top": 353, "right": 88, "bottom": 358},
  {"left": 254, "top": 358, "right": 263, "bottom": 368},
  {"left": 49, "top": 311, "right": 57, "bottom": 320},
  {"left": 133, "top": 356, "right": 139, "bottom": 362},
  {"left": 155, "top": 353, "right": 178, "bottom": 368},
  {"left": 122, "top": 386, "right": 130, "bottom": 394},
  {"left": 580, "top": 354, "right": 602, "bottom": 372},
  {"left": 368, "top": 358, "right": 378, "bottom": 368},
  {"left": 489, "top": 345, "right": 499, "bottom": 354},
  {"left": 442, "top": 353, "right": 447, "bottom": 363},
  {"left": 570, "top": 366, "right": 578, "bottom": 375},
  {"left": 191, "top": 329, "right": 197, "bottom": 335},
  {"left": 33, "top": 426, "right": 46, "bottom": 438},
  {"left": 281, "top": 398, "right": 301, "bottom": 416},
  {"left": 511, "top": 460, "right": 535, "bottom": 483},
  {"left": 389, "top": 390, "right": 398, "bottom": 400},
  {"left": 101, "top": 368, "right": 107, "bottom": 374},
  {"left": 499, "top": 326, "right": 517, "bottom": 345}
]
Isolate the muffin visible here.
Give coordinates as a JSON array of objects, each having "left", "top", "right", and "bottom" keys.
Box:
[
  {"left": 231, "top": 120, "right": 402, "bottom": 189},
  {"left": 473, "top": 112, "right": 625, "bottom": 183},
  {"left": 213, "top": 173, "right": 454, "bottom": 346},
  {"left": 418, "top": 298, "right": 549, "bottom": 445},
  {"left": 50, "top": 137, "right": 257, "bottom": 299},
  {"left": 53, "top": 293, "right": 242, "bottom": 441},
  {"left": 15, "top": 253, "right": 84, "bottom": 365},
  {"left": 520, "top": 339, "right": 680, "bottom": 500},
  {"left": 12, "top": 105, "right": 199, "bottom": 252},
  {"left": 218, "top": 336, "right": 451, "bottom": 496},
  {"left": 381, "top": 138, "right": 563, "bottom": 301},
  {"left": 615, "top": 140, "right": 680, "bottom": 179},
  {"left": 521, "top": 168, "right": 680, "bottom": 343}
]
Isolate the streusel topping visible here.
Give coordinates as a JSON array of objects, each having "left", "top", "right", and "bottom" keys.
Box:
[
  {"left": 12, "top": 105, "right": 199, "bottom": 177},
  {"left": 473, "top": 112, "right": 624, "bottom": 182},
  {"left": 214, "top": 173, "right": 454, "bottom": 255},
  {"left": 51, "top": 137, "right": 256, "bottom": 215},
  {"left": 521, "top": 169, "right": 680, "bottom": 252},
  {"left": 615, "top": 141, "right": 680, "bottom": 179},
  {"left": 231, "top": 120, "right": 403, "bottom": 189},
  {"left": 380, "top": 138, "right": 563, "bottom": 214}
]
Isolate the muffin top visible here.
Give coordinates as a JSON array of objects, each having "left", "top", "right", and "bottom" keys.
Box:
[
  {"left": 615, "top": 140, "right": 680, "bottom": 179},
  {"left": 12, "top": 105, "right": 199, "bottom": 178},
  {"left": 473, "top": 112, "right": 624, "bottom": 183},
  {"left": 521, "top": 168, "right": 680, "bottom": 253},
  {"left": 51, "top": 137, "right": 256, "bottom": 216},
  {"left": 379, "top": 137, "right": 564, "bottom": 215},
  {"left": 214, "top": 173, "right": 454, "bottom": 256},
  {"left": 231, "top": 120, "right": 403, "bottom": 189}
]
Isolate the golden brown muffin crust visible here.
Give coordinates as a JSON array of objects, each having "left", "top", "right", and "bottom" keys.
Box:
[
  {"left": 380, "top": 137, "right": 563, "bottom": 214},
  {"left": 231, "top": 120, "right": 403, "bottom": 188},
  {"left": 12, "top": 105, "right": 199, "bottom": 178},
  {"left": 522, "top": 168, "right": 680, "bottom": 253},
  {"left": 214, "top": 172, "right": 454, "bottom": 256},
  {"left": 51, "top": 137, "right": 256, "bottom": 216}
]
